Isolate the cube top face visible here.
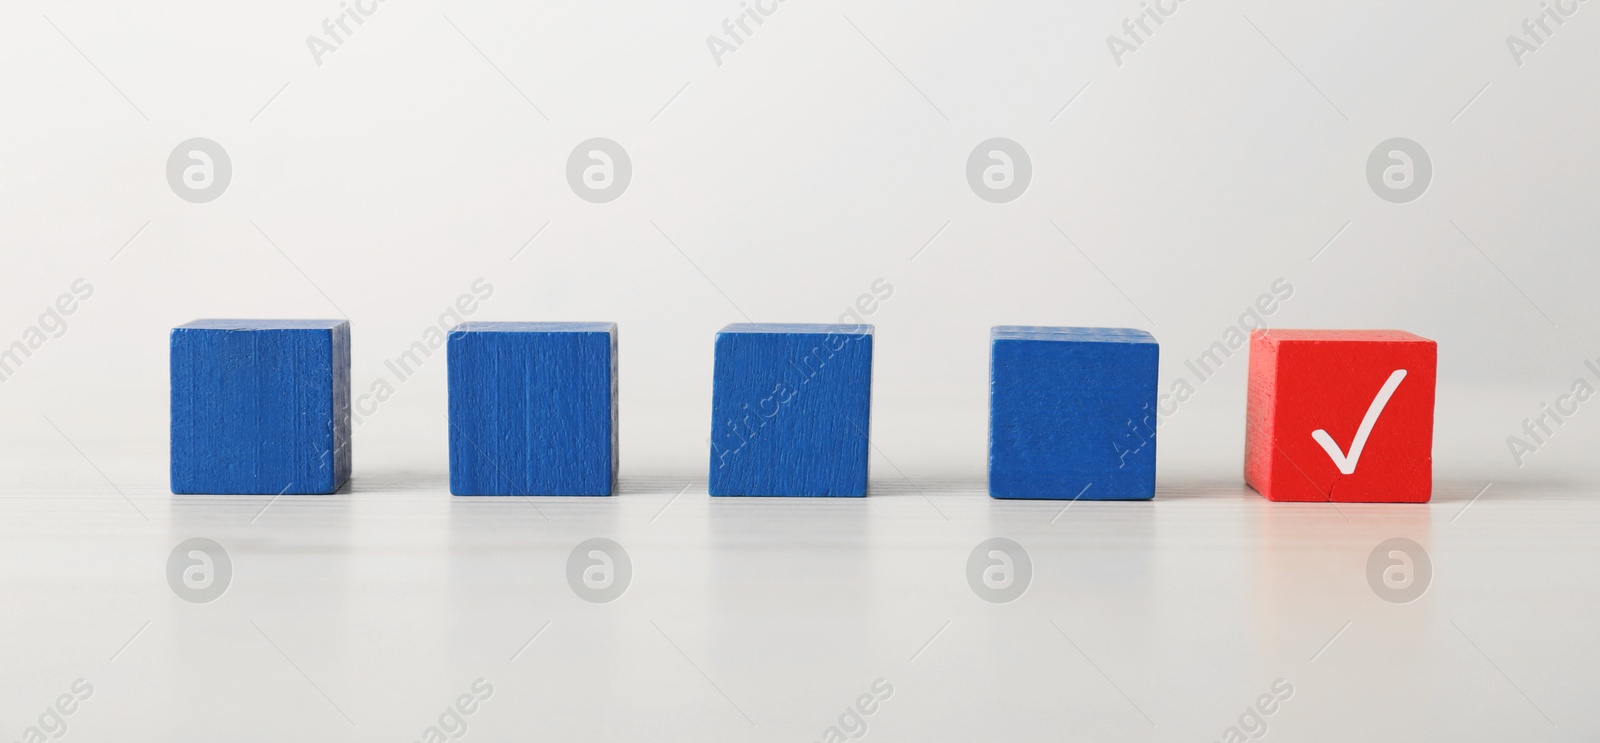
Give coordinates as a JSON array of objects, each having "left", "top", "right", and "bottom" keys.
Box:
[
  {"left": 718, "top": 322, "right": 873, "bottom": 337},
  {"left": 709, "top": 326, "right": 873, "bottom": 496},
  {"left": 170, "top": 320, "right": 351, "bottom": 495},
  {"left": 992, "top": 326, "right": 1156, "bottom": 345},
  {"left": 176, "top": 319, "right": 347, "bottom": 332},
  {"left": 1253, "top": 329, "right": 1430, "bottom": 344},
  {"left": 447, "top": 324, "right": 617, "bottom": 496},
  {"left": 1245, "top": 329, "right": 1437, "bottom": 503},
  {"left": 452, "top": 321, "right": 616, "bottom": 335},
  {"left": 989, "top": 327, "right": 1158, "bottom": 500}
]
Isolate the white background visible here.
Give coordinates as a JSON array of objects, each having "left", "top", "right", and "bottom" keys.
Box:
[{"left": 0, "top": 0, "right": 1597, "bottom": 740}]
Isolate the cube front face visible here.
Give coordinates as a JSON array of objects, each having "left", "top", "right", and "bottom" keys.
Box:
[
  {"left": 1244, "top": 330, "right": 1437, "bottom": 503},
  {"left": 170, "top": 320, "right": 351, "bottom": 495},
  {"left": 447, "top": 322, "right": 617, "bottom": 496},
  {"left": 988, "top": 327, "right": 1158, "bottom": 500},
  {"left": 709, "top": 324, "right": 872, "bottom": 497}
]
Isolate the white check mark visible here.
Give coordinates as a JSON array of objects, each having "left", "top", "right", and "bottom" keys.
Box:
[{"left": 1311, "top": 369, "right": 1407, "bottom": 475}]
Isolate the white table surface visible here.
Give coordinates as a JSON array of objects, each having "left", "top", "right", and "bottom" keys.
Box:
[{"left": 1, "top": 451, "right": 1593, "bottom": 742}]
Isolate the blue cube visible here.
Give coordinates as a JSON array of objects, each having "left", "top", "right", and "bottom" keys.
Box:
[
  {"left": 989, "top": 326, "right": 1158, "bottom": 500},
  {"left": 447, "top": 322, "right": 617, "bottom": 496},
  {"left": 170, "top": 319, "right": 352, "bottom": 495},
  {"left": 709, "top": 323, "right": 873, "bottom": 497}
]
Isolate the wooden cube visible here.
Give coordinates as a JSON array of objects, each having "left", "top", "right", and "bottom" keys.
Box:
[
  {"left": 1244, "top": 329, "right": 1437, "bottom": 503},
  {"left": 447, "top": 322, "right": 617, "bottom": 496},
  {"left": 170, "top": 319, "right": 351, "bottom": 494},
  {"left": 989, "top": 326, "right": 1158, "bottom": 500},
  {"left": 708, "top": 324, "right": 872, "bottom": 497}
]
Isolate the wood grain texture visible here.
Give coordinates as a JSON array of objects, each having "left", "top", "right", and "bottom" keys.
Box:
[
  {"left": 170, "top": 319, "right": 351, "bottom": 495},
  {"left": 708, "top": 323, "right": 872, "bottom": 497},
  {"left": 447, "top": 322, "right": 617, "bottom": 496},
  {"left": 1243, "top": 329, "right": 1437, "bottom": 503},
  {"left": 988, "top": 326, "right": 1158, "bottom": 500}
]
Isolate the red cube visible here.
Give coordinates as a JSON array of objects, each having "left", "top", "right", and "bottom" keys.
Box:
[{"left": 1244, "top": 330, "right": 1437, "bottom": 503}]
